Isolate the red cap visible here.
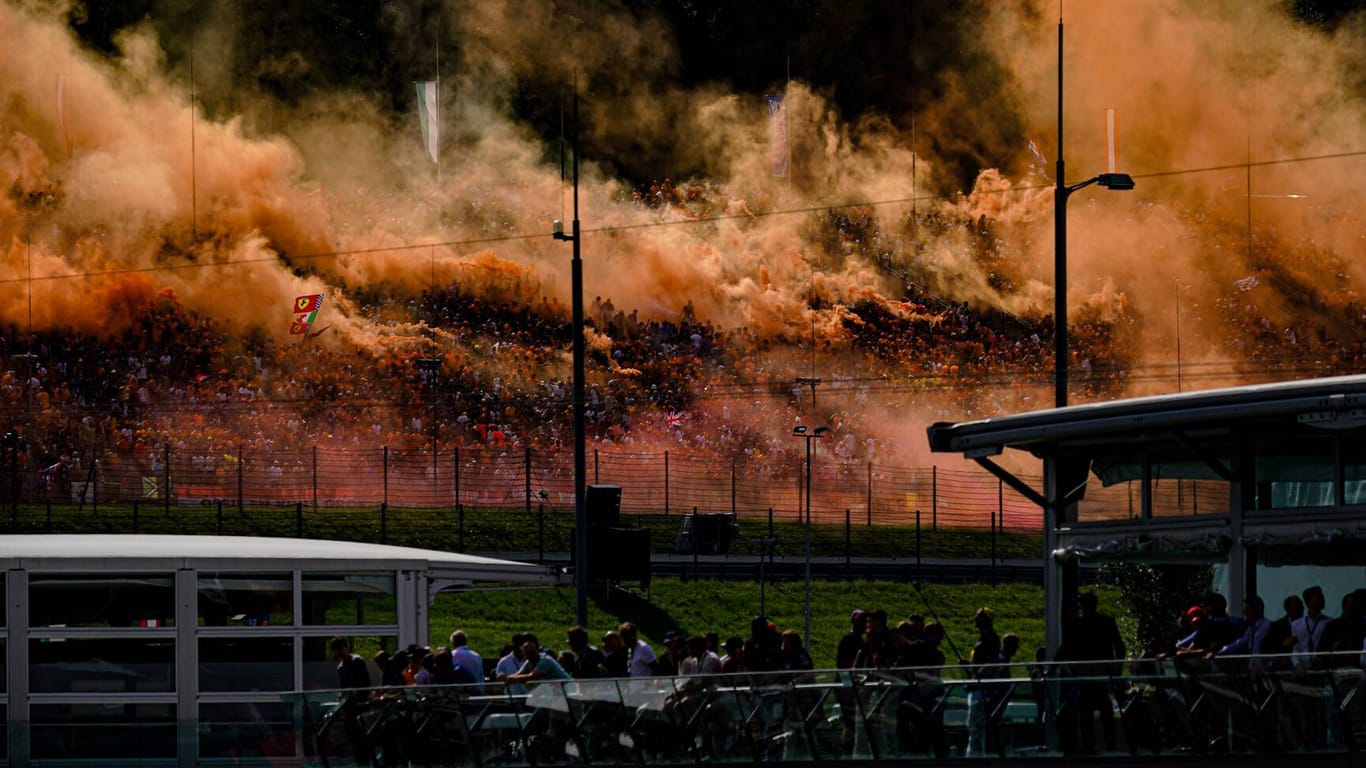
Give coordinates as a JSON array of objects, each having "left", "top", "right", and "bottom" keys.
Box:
[{"left": 1185, "top": 605, "right": 1204, "bottom": 620}]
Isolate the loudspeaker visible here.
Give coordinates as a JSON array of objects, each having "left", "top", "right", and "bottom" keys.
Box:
[{"left": 585, "top": 484, "right": 622, "bottom": 529}]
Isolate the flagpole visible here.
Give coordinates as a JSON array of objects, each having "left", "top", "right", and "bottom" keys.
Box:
[
  {"left": 190, "top": 47, "right": 197, "bottom": 241},
  {"left": 435, "top": 16, "right": 441, "bottom": 184}
]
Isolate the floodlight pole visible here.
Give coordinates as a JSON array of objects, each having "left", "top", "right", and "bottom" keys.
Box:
[
  {"left": 1049, "top": 14, "right": 1133, "bottom": 664},
  {"left": 793, "top": 426, "right": 828, "bottom": 650},
  {"left": 553, "top": 86, "right": 588, "bottom": 628},
  {"left": 1054, "top": 18, "right": 1134, "bottom": 408}
]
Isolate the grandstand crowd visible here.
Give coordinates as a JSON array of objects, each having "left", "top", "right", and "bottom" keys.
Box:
[{"left": 3, "top": 194, "right": 1366, "bottom": 490}]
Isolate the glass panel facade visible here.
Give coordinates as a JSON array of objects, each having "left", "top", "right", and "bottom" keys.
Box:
[
  {"left": 30, "top": 637, "right": 175, "bottom": 693},
  {"left": 199, "top": 572, "right": 294, "bottom": 626},
  {"left": 198, "top": 701, "right": 296, "bottom": 759},
  {"left": 31, "top": 702, "right": 176, "bottom": 760},
  {"left": 1256, "top": 437, "right": 1336, "bottom": 509},
  {"left": 302, "top": 635, "right": 393, "bottom": 690},
  {"left": 1344, "top": 435, "right": 1366, "bottom": 505},
  {"left": 29, "top": 573, "right": 175, "bottom": 628},
  {"left": 301, "top": 572, "right": 396, "bottom": 626},
  {"left": 200, "top": 636, "right": 295, "bottom": 692}
]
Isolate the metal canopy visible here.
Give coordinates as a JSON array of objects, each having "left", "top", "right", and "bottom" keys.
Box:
[{"left": 927, "top": 373, "right": 1366, "bottom": 457}]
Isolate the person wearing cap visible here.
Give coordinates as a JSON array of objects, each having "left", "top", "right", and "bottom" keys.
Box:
[
  {"left": 1174, "top": 606, "right": 1219, "bottom": 658},
  {"left": 655, "top": 630, "right": 687, "bottom": 676}
]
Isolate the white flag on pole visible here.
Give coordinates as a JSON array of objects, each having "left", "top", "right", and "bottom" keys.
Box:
[
  {"left": 56, "top": 74, "right": 68, "bottom": 148},
  {"left": 415, "top": 80, "right": 439, "bottom": 164},
  {"left": 1105, "top": 108, "right": 1119, "bottom": 173},
  {"left": 1027, "top": 138, "right": 1049, "bottom": 179},
  {"left": 767, "top": 95, "right": 789, "bottom": 178}
]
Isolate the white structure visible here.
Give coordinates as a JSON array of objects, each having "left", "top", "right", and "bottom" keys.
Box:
[{"left": 0, "top": 534, "right": 555, "bottom": 766}]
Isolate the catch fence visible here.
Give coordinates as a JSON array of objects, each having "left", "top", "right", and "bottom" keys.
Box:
[{"left": 15, "top": 446, "right": 1042, "bottom": 532}]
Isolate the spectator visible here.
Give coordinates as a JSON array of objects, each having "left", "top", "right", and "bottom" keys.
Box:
[
  {"left": 495, "top": 633, "right": 530, "bottom": 693},
  {"left": 619, "top": 622, "right": 656, "bottom": 677},
  {"left": 1292, "top": 585, "right": 1331, "bottom": 669},
  {"left": 449, "top": 629, "right": 484, "bottom": 683},
  {"left": 837, "top": 609, "right": 869, "bottom": 669},
  {"left": 681, "top": 634, "right": 721, "bottom": 675},
  {"left": 566, "top": 625, "right": 608, "bottom": 678},
  {"left": 1058, "top": 591, "right": 1125, "bottom": 755},
  {"left": 964, "top": 607, "right": 1001, "bottom": 757},
  {"left": 601, "top": 630, "right": 629, "bottom": 677},
  {"left": 719, "top": 636, "right": 745, "bottom": 673},
  {"left": 778, "top": 629, "right": 813, "bottom": 672},
  {"left": 508, "top": 639, "right": 571, "bottom": 683}
]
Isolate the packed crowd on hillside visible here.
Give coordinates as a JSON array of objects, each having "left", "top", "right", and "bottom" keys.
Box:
[{"left": 3, "top": 198, "right": 1365, "bottom": 490}]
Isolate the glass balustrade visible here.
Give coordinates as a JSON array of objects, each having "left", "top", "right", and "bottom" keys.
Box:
[{"left": 278, "top": 653, "right": 1366, "bottom": 766}]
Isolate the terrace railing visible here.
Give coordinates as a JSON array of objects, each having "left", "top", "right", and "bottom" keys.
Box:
[{"left": 281, "top": 653, "right": 1366, "bottom": 766}]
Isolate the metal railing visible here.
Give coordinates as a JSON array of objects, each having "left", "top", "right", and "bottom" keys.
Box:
[{"left": 280, "top": 654, "right": 1366, "bottom": 766}]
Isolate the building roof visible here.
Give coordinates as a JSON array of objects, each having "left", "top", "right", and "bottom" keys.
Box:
[
  {"left": 0, "top": 534, "right": 556, "bottom": 583},
  {"left": 928, "top": 371, "right": 1366, "bottom": 467},
  {"left": 927, "top": 373, "right": 1366, "bottom": 457}
]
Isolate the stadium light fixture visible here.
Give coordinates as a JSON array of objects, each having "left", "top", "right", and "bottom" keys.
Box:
[{"left": 792, "top": 424, "right": 830, "bottom": 649}]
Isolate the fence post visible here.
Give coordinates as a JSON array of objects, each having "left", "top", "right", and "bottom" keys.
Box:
[
  {"left": 380, "top": 502, "right": 388, "bottom": 544},
  {"left": 866, "top": 462, "right": 872, "bottom": 526},
  {"left": 664, "top": 451, "right": 670, "bottom": 517},
  {"left": 312, "top": 446, "right": 318, "bottom": 514},
  {"left": 691, "top": 506, "right": 699, "bottom": 579},
  {"left": 931, "top": 466, "right": 938, "bottom": 531},
  {"left": 383, "top": 446, "right": 389, "bottom": 506},
  {"left": 915, "top": 509, "right": 922, "bottom": 585},
  {"left": 454, "top": 447, "right": 462, "bottom": 551},
  {"left": 163, "top": 443, "right": 171, "bottom": 516},
  {"left": 993, "top": 478, "right": 1001, "bottom": 585},
  {"left": 731, "top": 459, "right": 737, "bottom": 516},
  {"left": 835, "top": 505, "right": 846, "bottom": 565},
  {"left": 237, "top": 443, "right": 244, "bottom": 515},
  {"left": 295, "top": 502, "right": 303, "bottom": 538},
  {"left": 525, "top": 447, "right": 532, "bottom": 519},
  {"left": 594, "top": 448, "right": 599, "bottom": 485},
  {"left": 538, "top": 502, "right": 545, "bottom": 564}
]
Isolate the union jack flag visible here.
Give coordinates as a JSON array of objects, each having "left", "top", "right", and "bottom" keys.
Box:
[{"left": 665, "top": 411, "right": 686, "bottom": 428}]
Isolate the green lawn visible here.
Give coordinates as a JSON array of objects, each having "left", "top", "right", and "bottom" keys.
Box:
[{"left": 431, "top": 578, "right": 1134, "bottom": 670}]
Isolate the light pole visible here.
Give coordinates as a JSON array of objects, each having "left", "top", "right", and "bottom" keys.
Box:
[
  {"left": 553, "top": 85, "right": 588, "bottom": 628},
  {"left": 792, "top": 424, "right": 829, "bottom": 650},
  {"left": 1054, "top": 16, "right": 1134, "bottom": 408}
]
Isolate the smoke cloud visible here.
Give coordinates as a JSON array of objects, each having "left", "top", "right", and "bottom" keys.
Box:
[{"left": 0, "top": 0, "right": 1363, "bottom": 462}]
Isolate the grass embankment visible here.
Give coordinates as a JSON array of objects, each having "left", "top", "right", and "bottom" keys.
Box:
[
  {"left": 430, "top": 579, "right": 1134, "bottom": 670},
  {"left": 8, "top": 501, "right": 1042, "bottom": 560}
]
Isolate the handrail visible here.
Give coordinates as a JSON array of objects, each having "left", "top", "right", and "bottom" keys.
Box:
[{"left": 281, "top": 656, "right": 1366, "bottom": 765}]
